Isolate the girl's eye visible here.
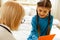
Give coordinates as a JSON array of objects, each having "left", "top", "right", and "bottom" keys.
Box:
[
  {"left": 39, "top": 10, "right": 42, "bottom": 12},
  {"left": 44, "top": 11, "right": 47, "bottom": 13}
]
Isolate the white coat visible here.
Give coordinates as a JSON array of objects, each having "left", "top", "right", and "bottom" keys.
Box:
[{"left": 0, "top": 24, "right": 16, "bottom": 40}]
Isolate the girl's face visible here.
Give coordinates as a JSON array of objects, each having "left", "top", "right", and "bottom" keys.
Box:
[{"left": 37, "top": 7, "right": 50, "bottom": 18}]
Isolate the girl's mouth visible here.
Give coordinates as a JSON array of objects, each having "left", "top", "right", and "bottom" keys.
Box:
[{"left": 40, "top": 15, "right": 44, "bottom": 16}]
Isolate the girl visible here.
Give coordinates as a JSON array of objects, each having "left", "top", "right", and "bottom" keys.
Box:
[
  {"left": 27, "top": 0, "right": 53, "bottom": 40},
  {"left": 0, "top": 1, "right": 25, "bottom": 40}
]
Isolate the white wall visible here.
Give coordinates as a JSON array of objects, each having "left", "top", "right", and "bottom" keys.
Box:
[
  {"left": 51, "top": 0, "right": 58, "bottom": 18},
  {"left": 56, "top": 0, "right": 60, "bottom": 20},
  {"left": 1, "top": 0, "right": 8, "bottom": 5},
  {"left": 51, "top": 0, "right": 60, "bottom": 20},
  {"left": 1, "top": 0, "right": 14, "bottom": 5}
]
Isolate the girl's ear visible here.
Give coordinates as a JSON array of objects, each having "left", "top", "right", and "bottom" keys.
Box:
[{"left": 36, "top": 7, "right": 38, "bottom": 13}]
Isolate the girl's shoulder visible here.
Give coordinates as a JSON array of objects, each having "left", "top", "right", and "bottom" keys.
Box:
[
  {"left": 50, "top": 15, "right": 53, "bottom": 18},
  {"left": 31, "top": 15, "right": 38, "bottom": 23},
  {"left": 32, "top": 15, "right": 37, "bottom": 20},
  {"left": 32, "top": 15, "right": 37, "bottom": 18}
]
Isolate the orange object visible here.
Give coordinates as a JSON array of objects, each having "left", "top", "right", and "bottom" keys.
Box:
[{"left": 38, "top": 34, "right": 55, "bottom": 40}]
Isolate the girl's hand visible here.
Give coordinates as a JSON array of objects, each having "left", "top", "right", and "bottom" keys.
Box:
[{"left": 32, "top": 35, "right": 38, "bottom": 40}]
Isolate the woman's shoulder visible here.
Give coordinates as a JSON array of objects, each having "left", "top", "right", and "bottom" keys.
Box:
[{"left": 0, "top": 24, "right": 16, "bottom": 40}]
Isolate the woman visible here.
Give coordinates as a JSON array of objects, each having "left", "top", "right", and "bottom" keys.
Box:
[{"left": 0, "top": 1, "right": 25, "bottom": 40}]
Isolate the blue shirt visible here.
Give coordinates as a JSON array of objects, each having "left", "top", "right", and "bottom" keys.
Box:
[{"left": 27, "top": 15, "right": 53, "bottom": 40}]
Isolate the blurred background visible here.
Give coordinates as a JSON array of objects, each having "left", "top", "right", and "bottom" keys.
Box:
[{"left": 0, "top": 0, "right": 60, "bottom": 40}]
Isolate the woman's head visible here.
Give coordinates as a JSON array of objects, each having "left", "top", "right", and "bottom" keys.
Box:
[
  {"left": 1, "top": 1, "right": 25, "bottom": 31},
  {"left": 37, "top": 0, "right": 52, "bottom": 18}
]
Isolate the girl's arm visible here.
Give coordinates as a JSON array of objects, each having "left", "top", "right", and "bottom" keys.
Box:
[{"left": 27, "top": 16, "right": 38, "bottom": 40}]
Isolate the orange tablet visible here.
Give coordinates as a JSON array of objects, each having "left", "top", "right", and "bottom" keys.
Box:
[{"left": 38, "top": 34, "right": 55, "bottom": 40}]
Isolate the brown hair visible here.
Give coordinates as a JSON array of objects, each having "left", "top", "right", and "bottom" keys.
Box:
[
  {"left": 0, "top": 1, "right": 25, "bottom": 31},
  {"left": 37, "top": 0, "right": 52, "bottom": 8}
]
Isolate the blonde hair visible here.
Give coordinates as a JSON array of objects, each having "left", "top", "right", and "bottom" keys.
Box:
[{"left": 1, "top": 1, "right": 25, "bottom": 31}]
